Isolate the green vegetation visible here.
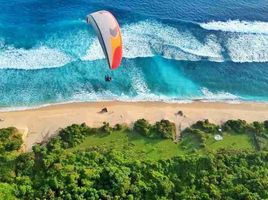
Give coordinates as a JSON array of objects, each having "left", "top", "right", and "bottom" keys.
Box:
[
  {"left": 59, "top": 123, "right": 91, "bottom": 148},
  {"left": 0, "top": 119, "right": 268, "bottom": 199},
  {"left": 0, "top": 127, "right": 22, "bottom": 153},
  {"left": 133, "top": 119, "right": 175, "bottom": 139},
  {"left": 70, "top": 129, "right": 185, "bottom": 161},
  {"left": 206, "top": 134, "right": 253, "bottom": 151}
]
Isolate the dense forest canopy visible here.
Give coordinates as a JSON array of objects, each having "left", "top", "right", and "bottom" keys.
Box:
[{"left": 0, "top": 119, "right": 268, "bottom": 199}]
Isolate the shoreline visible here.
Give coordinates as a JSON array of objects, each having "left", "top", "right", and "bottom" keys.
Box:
[
  {"left": 0, "top": 101, "right": 268, "bottom": 151},
  {"left": 1, "top": 98, "right": 267, "bottom": 112}
]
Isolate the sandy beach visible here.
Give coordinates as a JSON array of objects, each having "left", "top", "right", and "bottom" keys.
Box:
[{"left": 0, "top": 101, "right": 268, "bottom": 151}]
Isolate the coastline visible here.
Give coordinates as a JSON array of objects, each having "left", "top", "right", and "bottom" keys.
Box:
[{"left": 0, "top": 101, "right": 268, "bottom": 151}]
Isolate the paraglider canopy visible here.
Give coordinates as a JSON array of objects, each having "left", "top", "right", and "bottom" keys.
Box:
[{"left": 87, "top": 10, "right": 123, "bottom": 70}]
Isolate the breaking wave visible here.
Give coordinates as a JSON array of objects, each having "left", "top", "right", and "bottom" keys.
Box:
[
  {"left": 226, "top": 34, "right": 268, "bottom": 63},
  {"left": 1, "top": 19, "right": 268, "bottom": 70},
  {"left": 83, "top": 20, "right": 268, "bottom": 63},
  {"left": 200, "top": 20, "right": 268, "bottom": 34},
  {"left": 82, "top": 20, "right": 223, "bottom": 62},
  {"left": 0, "top": 45, "right": 73, "bottom": 70},
  {"left": 200, "top": 88, "right": 240, "bottom": 102}
]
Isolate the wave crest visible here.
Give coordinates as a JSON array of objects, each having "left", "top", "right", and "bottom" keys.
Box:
[
  {"left": 200, "top": 20, "right": 268, "bottom": 34},
  {"left": 226, "top": 34, "right": 268, "bottom": 63},
  {"left": 83, "top": 20, "right": 268, "bottom": 63},
  {"left": 82, "top": 21, "right": 223, "bottom": 62},
  {"left": 201, "top": 88, "right": 239, "bottom": 101},
  {"left": 2, "top": 19, "right": 268, "bottom": 70},
  {"left": 0, "top": 45, "right": 73, "bottom": 70}
]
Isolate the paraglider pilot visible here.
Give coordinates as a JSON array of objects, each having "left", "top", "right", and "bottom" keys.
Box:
[{"left": 105, "top": 75, "right": 112, "bottom": 82}]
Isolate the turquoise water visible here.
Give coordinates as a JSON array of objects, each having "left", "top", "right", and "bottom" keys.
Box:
[{"left": 0, "top": 0, "right": 268, "bottom": 109}]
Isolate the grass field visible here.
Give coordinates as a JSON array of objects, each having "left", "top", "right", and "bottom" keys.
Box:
[
  {"left": 71, "top": 129, "right": 256, "bottom": 161},
  {"left": 205, "top": 133, "right": 254, "bottom": 152},
  {"left": 71, "top": 129, "right": 186, "bottom": 160}
]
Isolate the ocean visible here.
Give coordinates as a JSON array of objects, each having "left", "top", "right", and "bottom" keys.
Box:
[{"left": 0, "top": 0, "right": 268, "bottom": 109}]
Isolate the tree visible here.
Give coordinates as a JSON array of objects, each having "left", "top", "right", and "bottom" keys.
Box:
[
  {"left": 0, "top": 183, "right": 16, "bottom": 200},
  {"left": 59, "top": 124, "right": 90, "bottom": 148},
  {"left": 192, "top": 120, "right": 219, "bottom": 134},
  {"left": 154, "top": 120, "right": 176, "bottom": 139},
  {"left": 222, "top": 119, "right": 248, "bottom": 134},
  {"left": 0, "top": 121, "right": 268, "bottom": 200},
  {"left": 0, "top": 127, "right": 23, "bottom": 153},
  {"left": 133, "top": 119, "right": 152, "bottom": 137},
  {"left": 264, "top": 120, "right": 268, "bottom": 130},
  {"left": 101, "top": 122, "right": 112, "bottom": 134}
]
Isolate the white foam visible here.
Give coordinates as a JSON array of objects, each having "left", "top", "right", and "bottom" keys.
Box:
[
  {"left": 82, "top": 20, "right": 223, "bottom": 62},
  {"left": 70, "top": 87, "right": 241, "bottom": 104},
  {"left": 71, "top": 90, "right": 193, "bottom": 104},
  {"left": 2, "top": 19, "right": 268, "bottom": 70},
  {"left": 200, "top": 20, "right": 268, "bottom": 34},
  {"left": 0, "top": 88, "right": 257, "bottom": 112},
  {"left": 226, "top": 34, "right": 268, "bottom": 62},
  {"left": 129, "top": 65, "right": 150, "bottom": 95},
  {"left": 200, "top": 88, "right": 240, "bottom": 102},
  {"left": 45, "top": 29, "right": 92, "bottom": 58},
  {"left": 0, "top": 45, "right": 73, "bottom": 69}
]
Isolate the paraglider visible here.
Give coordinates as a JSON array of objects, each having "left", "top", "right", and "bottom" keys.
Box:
[{"left": 86, "top": 10, "right": 123, "bottom": 81}]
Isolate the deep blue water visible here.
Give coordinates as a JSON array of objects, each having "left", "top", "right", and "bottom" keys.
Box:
[{"left": 0, "top": 0, "right": 268, "bottom": 109}]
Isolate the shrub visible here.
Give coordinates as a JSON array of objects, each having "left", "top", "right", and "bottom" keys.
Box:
[
  {"left": 90, "top": 128, "right": 98, "bottom": 134},
  {"left": 252, "top": 121, "right": 266, "bottom": 134},
  {"left": 15, "top": 153, "right": 35, "bottom": 176},
  {"left": 0, "top": 183, "right": 16, "bottom": 200},
  {"left": 181, "top": 128, "right": 207, "bottom": 148},
  {"left": 264, "top": 120, "right": 268, "bottom": 130},
  {"left": 101, "top": 122, "right": 112, "bottom": 134},
  {"left": 192, "top": 120, "right": 219, "bottom": 134},
  {"left": 59, "top": 124, "right": 90, "bottom": 148},
  {"left": 114, "top": 124, "right": 123, "bottom": 131},
  {"left": 154, "top": 120, "right": 176, "bottom": 139},
  {"left": 222, "top": 120, "right": 248, "bottom": 134},
  {"left": 113, "top": 123, "right": 128, "bottom": 131},
  {"left": 133, "top": 119, "right": 151, "bottom": 137},
  {"left": 0, "top": 127, "right": 23, "bottom": 153},
  {"left": 193, "top": 129, "right": 206, "bottom": 143}
]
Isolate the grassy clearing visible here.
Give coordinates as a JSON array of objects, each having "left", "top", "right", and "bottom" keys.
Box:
[
  {"left": 205, "top": 133, "right": 254, "bottom": 152},
  {"left": 70, "top": 129, "right": 185, "bottom": 160},
  {"left": 70, "top": 127, "right": 256, "bottom": 161},
  {"left": 180, "top": 133, "right": 201, "bottom": 152}
]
